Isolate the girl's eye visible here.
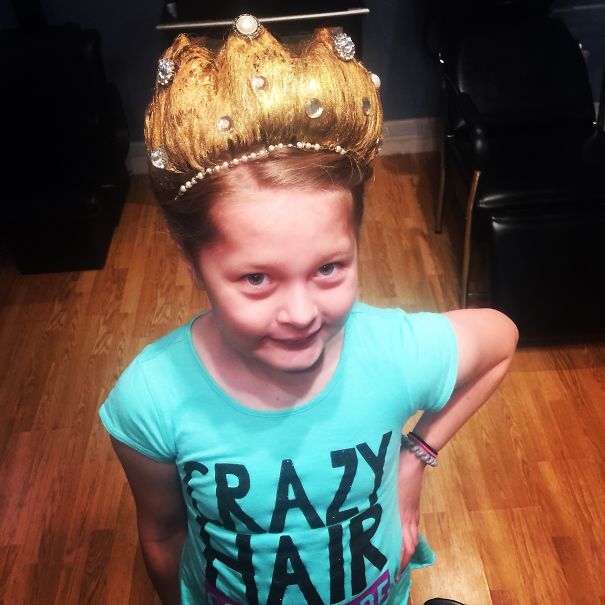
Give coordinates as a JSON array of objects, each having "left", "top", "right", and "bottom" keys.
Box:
[
  {"left": 245, "top": 273, "right": 265, "bottom": 286},
  {"left": 318, "top": 263, "right": 337, "bottom": 276}
]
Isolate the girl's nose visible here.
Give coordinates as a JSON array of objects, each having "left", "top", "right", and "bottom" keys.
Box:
[{"left": 276, "top": 285, "right": 319, "bottom": 329}]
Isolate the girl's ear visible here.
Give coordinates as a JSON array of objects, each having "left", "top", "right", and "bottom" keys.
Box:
[{"left": 177, "top": 245, "right": 206, "bottom": 290}]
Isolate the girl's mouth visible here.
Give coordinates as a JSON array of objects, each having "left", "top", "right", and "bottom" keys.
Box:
[{"left": 272, "top": 330, "right": 320, "bottom": 348}]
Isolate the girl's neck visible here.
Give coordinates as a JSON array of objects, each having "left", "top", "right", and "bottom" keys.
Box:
[{"left": 191, "top": 314, "right": 344, "bottom": 411}]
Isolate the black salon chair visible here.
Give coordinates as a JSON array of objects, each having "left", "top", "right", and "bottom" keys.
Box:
[
  {"left": 430, "top": 4, "right": 605, "bottom": 341},
  {"left": 0, "top": 22, "right": 129, "bottom": 273}
]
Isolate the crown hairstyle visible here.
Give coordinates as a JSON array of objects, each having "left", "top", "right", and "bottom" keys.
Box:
[{"left": 144, "top": 14, "right": 383, "bottom": 202}]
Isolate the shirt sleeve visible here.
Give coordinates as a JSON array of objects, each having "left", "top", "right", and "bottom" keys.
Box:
[
  {"left": 400, "top": 311, "right": 459, "bottom": 413},
  {"left": 99, "top": 355, "right": 176, "bottom": 462}
]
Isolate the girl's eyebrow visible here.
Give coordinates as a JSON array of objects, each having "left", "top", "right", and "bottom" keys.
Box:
[{"left": 228, "top": 248, "right": 355, "bottom": 272}]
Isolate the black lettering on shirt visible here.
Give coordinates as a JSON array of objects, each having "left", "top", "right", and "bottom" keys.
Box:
[
  {"left": 205, "top": 530, "right": 259, "bottom": 605},
  {"left": 326, "top": 448, "right": 359, "bottom": 525},
  {"left": 269, "top": 459, "right": 324, "bottom": 533},
  {"left": 349, "top": 504, "right": 388, "bottom": 595},
  {"left": 357, "top": 431, "right": 391, "bottom": 506},
  {"left": 268, "top": 535, "right": 325, "bottom": 605},
  {"left": 328, "top": 523, "right": 345, "bottom": 604},
  {"left": 182, "top": 460, "right": 210, "bottom": 518},
  {"left": 183, "top": 461, "right": 259, "bottom": 604},
  {"left": 215, "top": 463, "right": 265, "bottom": 533}
]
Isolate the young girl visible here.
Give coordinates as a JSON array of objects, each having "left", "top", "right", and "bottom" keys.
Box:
[{"left": 100, "top": 15, "right": 518, "bottom": 605}]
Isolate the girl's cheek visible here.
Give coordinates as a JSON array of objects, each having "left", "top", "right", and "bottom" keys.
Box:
[{"left": 225, "top": 296, "right": 273, "bottom": 323}]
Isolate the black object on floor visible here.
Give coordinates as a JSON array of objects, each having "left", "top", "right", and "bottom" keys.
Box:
[
  {"left": 424, "top": 599, "right": 467, "bottom": 605},
  {"left": 0, "top": 22, "right": 129, "bottom": 274}
]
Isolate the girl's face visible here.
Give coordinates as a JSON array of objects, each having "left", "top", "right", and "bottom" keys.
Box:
[{"left": 195, "top": 183, "right": 359, "bottom": 375}]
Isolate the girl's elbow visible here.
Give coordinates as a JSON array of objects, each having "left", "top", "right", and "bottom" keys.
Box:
[{"left": 492, "top": 309, "right": 519, "bottom": 358}]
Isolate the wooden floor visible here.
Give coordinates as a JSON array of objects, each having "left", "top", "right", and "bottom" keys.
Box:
[{"left": 1, "top": 153, "right": 604, "bottom": 605}]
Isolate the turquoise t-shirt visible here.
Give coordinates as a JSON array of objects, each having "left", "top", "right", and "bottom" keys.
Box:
[{"left": 99, "top": 302, "right": 458, "bottom": 605}]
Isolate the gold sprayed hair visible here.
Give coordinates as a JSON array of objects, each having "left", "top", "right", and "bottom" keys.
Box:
[{"left": 145, "top": 14, "right": 383, "bottom": 201}]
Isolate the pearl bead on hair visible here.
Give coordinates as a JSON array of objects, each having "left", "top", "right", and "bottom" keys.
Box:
[{"left": 175, "top": 142, "right": 349, "bottom": 198}]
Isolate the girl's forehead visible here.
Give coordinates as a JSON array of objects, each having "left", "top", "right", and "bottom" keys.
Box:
[
  {"left": 206, "top": 186, "right": 356, "bottom": 250},
  {"left": 212, "top": 185, "right": 354, "bottom": 224}
]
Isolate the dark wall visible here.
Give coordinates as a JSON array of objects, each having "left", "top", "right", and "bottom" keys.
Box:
[
  {"left": 2, "top": 1, "right": 604, "bottom": 138},
  {"left": 554, "top": 2, "right": 605, "bottom": 98},
  {"left": 364, "top": 0, "right": 441, "bottom": 120},
  {"left": 1, "top": 0, "right": 167, "bottom": 140},
  {"left": 364, "top": 0, "right": 605, "bottom": 121},
  {"left": 43, "top": 0, "right": 166, "bottom": 142}
]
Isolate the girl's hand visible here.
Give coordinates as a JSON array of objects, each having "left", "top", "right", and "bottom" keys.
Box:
[{"left": 396, "top": 449, "right": 426, "bottom": 580}]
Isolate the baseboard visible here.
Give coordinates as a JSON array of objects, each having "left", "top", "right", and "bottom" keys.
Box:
[
  {"left": 126, "top": 117, "right": 441, "bottom": 174},
  {"left": 127, "top": 141, "right": 149, "bottom": 175},
  {"left": 379, "top": 117, "right": 440, "bottom": 155}
]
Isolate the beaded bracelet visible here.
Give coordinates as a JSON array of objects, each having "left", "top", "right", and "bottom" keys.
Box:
[
  {"left": 401, "top": 434, "right": 439, "bottom": 468},
  {"left": 407, "top": 436, "right": 436, "bottom": 460},
  {"left": 408, "top": 431, "right": 438, "bottom": 456}
]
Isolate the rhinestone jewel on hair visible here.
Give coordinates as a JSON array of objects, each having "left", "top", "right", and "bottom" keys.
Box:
[
  {"left": 305, "top": 98, "right": 324, "bottom": 119},
  {"left": 157, "top": 58, "right": 176, "bottom": 86},
  {"left": 150, "top": 148, "right": 169, "bottom": 169},
  {"left": 332, "top": 32, "right": 355, "bottom": 61},
  {"left": 175, "top": 142, "right": 349, "bottom": 198}
]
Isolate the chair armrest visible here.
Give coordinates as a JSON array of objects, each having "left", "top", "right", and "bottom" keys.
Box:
[{"left": 444, "top": 75, "right": 489, "bottom": 169}]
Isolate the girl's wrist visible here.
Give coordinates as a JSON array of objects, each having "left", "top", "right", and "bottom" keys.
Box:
[
  {"left": 400, "top": 433, "right": 439, "bottom": 468},
  {"left": 399, "top": 448, "right": 428, "bottom": 472}
]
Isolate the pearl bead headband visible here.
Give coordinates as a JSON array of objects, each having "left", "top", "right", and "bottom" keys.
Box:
[{"left": 174, "top": 142, "right": 350, "bottom": 198}]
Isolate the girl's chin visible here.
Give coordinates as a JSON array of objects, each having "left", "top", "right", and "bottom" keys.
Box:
[{"left": 252, "top": 340, "right": 326, "bottom": 374}]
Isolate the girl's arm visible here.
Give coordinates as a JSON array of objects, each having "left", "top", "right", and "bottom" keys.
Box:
[
  {"left": 413, "top": 308, "right": 518, "bottom": 448},
  {"left": 111, "top": 437, "right": 188, "bottom": 605},
  {"left": 397, "top": 308, "right": 518, "bottom": 576}
]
